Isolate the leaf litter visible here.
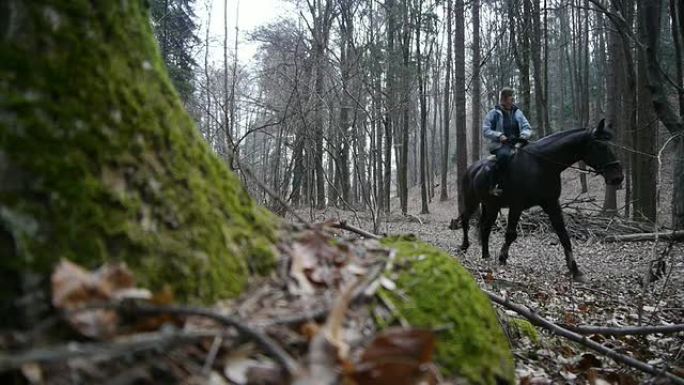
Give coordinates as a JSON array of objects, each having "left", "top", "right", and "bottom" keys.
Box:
[{"left": 6, "top": 222, "right": 450, "bottom": 385}]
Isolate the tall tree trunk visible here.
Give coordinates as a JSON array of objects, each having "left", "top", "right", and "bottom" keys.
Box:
[
  {"left": 399, "top": 0, "right": 410, "bottom": 215},
  {"left": 632, "top": 0, "right": 658, "bottom": 221},
  {"left": 620, "top": 0, "right": 637, "bottom": 219},
  {"left": 338, "top": 43, "right": 351, "bottom": 205},
  {"left": 471, "top": 0, "right": 482, "bottom": 163},
  {"left": 514, "top": 0, "right": 531, "bottom": 112},
  {"left": 373, "top": 7, "right": 385, "bottom": 212},
  {"left": 440, "top": 0, "right": 452, "bottom": 201},
  {"left": 672, "top": 0, "right": 684, "bottom": 117},
  {"left": 543, "top": 0, "right": 550, "bottom": 132},
  {"left": 417, "top": 5, "right": 429, "bottom": 214},
  {"left": 223, "top": 0, "right": 233, "bottom": 165},
  {"left": 603, "top": 8, "right": 621, "bottom": 215},
  {"left": 530, "top": 0, "right": 545, "bottom": 136},
  {"left": 671, "top": 0, "right": 684, "bottom": 229},
  {"left": 455, "top": 0, "right": 468, "bottom": 212},
  {"left": 384, "top": 0, "right": 397, "bottom": 213}
]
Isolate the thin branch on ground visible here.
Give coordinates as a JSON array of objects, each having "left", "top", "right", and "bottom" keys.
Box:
[
  {"left": 564, "top": 323, "right": 684, "bottom": 336},
  {"left": 113, "top": 303, "right": 301, "bottom": 376},
  {"left": 330, "top": 220, "right": 381, "bottom": 239},
  {"left": 0, "top": 330, "right": 222, "bottom": 372},
  {"left": 485, "top": 290, "right": 684, "bottom": 384}
]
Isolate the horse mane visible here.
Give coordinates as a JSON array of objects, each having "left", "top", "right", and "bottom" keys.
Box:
[{"left": 526, "top": 128, "right": 589, "bottom": 155}]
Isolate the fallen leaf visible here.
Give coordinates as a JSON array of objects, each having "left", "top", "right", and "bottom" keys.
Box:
[
  {"left": 347, "top": 328, "right": 437, "bottom": 385},
  {"left": 577, "top": 353, "right": 602, "bottom": 371},
  {"left": 51, "top": 260, "right": 151, "bottom": 338},
  {"left": 485, "top": 271, "right": 495, "bottom": 284}
]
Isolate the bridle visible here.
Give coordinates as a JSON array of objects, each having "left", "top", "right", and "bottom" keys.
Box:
[{"left": 590, "top": 160, "right": 621, "bottom": 174}]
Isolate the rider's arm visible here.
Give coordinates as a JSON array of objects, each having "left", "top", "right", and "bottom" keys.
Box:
[
  {"left": 482, "top": 110, "right": 503, "bottom": 141},
  {"left": 516, "top": 110, "right": 533, "bottom": 140}
]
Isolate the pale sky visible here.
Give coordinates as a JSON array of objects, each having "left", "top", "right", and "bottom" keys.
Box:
[{"left": 194, "top": 0, "right": 297, "bottom": 67}]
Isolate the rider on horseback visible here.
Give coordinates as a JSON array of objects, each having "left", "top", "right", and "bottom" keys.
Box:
[{"left": 482, "top": 88, "right": 533, "bottom": 196}]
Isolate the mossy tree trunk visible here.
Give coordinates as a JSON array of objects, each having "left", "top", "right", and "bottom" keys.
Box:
[{"left": 0, "top": 0, "right": 278, "bottom": 308}]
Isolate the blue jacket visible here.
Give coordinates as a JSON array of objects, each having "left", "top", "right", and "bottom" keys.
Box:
[{"left": 482, "top": 105, "right": 533, "bottom": 143}]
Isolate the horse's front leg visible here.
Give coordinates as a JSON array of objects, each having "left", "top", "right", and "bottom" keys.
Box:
[
  {"left": 498, "top": 206, "right": 522, "bottom": 265},
  {"left": 479, "top": 203, "right": 498, "bottom": 259},
  {"left": 543, "top": 200, "right": 585, "bottom": 282}
]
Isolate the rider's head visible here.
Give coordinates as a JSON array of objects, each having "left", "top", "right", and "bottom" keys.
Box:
[{"left": 499, "top": 87, "right": 514, "bottom": 110}]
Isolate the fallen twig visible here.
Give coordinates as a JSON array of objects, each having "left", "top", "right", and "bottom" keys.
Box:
[
  {"left": 485, "top": 290, "right": 684, "bottom": 384},
  {"left": 564, "top": 323, "right": 684, "bottom": 336},
  {"left": 116, "top": 303, "right": 301, "bottom": 376},
  {"left": 331, "top": 220, "right": 381, "bottom": 239},
  {"left": 603, "top": 230, "right": 684, "bottom": 243},
  {"left": 0, "top": 330, "right": 221, "bottom": 372}
]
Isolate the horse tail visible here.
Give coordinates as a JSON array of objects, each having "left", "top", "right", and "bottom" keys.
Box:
[{"left": 449, "top": 166, "right": 478, "bottom": 230}]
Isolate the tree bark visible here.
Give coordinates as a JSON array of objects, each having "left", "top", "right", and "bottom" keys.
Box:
[
  {"left": 0, "top": 1, "right": 278, "bottom": 308},
  {"left": 633, "top": 0, "right": 658, "bottom": 222},
  {"left": 530, "top": 0, "right": 545, "bottom": 136},
  {"left": 417, "top": 4, "right": 429, "bottom": 214},
  {"left": 440, "top": 0, "right": 452, "bottom": 201},
  {"left": 454, "top": 0, "right": 467, "bottom": 212},
  {"left": 399, "top": 0, "right": 410, "bottom": 215},
  {"left": 603, "top": 8, "right": 620, "bottom": 215},
  {"left": 384, "top": 0, "right": 397, "bottom": 213},
  {"left": 471, "top": 0, "right": 482, "bottom": 163}
]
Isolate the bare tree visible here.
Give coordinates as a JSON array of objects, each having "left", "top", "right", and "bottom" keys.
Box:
[
  {"left": 471, "top": 0, "right": 482, "bottom": 163},
  {"left": 454, "top": 0, "right": 468, "bottom": 212},
  {"left": 440, "top": 0, "right": 452, "bottom": 201}
]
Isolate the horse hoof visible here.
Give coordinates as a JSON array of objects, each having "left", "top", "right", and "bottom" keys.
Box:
[
  {"left": 482, "top": 254, "right": 491, "bottom": 260},
  {"left": 573, "top": 272, "right": 587, "bottom": 283},
  {"left": 498, "top": 258, "right": 507, "bottom": 266}
]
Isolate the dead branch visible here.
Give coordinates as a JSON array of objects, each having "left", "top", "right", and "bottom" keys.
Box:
[
  {"left": 603, "top": 230, "right": 684, "bottom": 243},
  {"left": 485, "top": 290, "right": 684, "bottom": 384},
  {"left": 331, "top": 220, "right": 381, "bottom": 239},
  {"left": 0, "top": 330, "right": 221, "bottom": 372},
  {"left": 564, "top": 323, "right": 684, "bottom": 336},
  {"left": 114, "top": 303, "right": 301, "bottom": 376}
]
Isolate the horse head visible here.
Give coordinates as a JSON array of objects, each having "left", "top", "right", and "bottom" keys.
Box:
[{"left": 583, "top": 119, "right": 624, "bottom": 186}]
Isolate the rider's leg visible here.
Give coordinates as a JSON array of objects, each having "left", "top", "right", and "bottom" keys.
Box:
[{"left": 490, "top": 145, "right": 512, "bottom": 196}]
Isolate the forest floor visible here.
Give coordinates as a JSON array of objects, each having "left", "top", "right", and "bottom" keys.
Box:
[
  {"left": 5, "top": 171, "right": 682, "bottom": 385},
  {"left": 300, "top": 168, "right": 684, "bottom": 384}
]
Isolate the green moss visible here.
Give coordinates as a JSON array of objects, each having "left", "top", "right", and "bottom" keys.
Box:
[
  {"left": 508, "top": 318, "right": 540, "bottom": 344},
  {"left": 380, "top": 237, "right": 515, "bottom": 385},
  {"left": 0, "top": 1, "right": 278, "bottom": 303}
]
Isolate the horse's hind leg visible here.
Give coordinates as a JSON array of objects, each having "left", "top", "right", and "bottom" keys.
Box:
[
  {"left": 459, "top": 201, "right": 478, "bottom": 252},
  {"left": 479, "top": 204, "right": 498, "bottom": 259},
  {"left": 543, "top": 201, "right": 585, "bottom": 282},
  {"left": 498, "top": 206, "right": 522, "bottom": 265}
]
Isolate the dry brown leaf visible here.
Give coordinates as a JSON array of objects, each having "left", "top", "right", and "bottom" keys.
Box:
[
  {"left": 576, "top": 353, "right": 602, "bottom": 372},
  {"left": 346, "top": 328, "right": 437, "bottom": 385},
  {"left": 485, "top": 271, "right": 495, "bottom": 285},
  {"left": 563, "top": 311, "right": 579, "bottom": 326},
  {"left": 51, "top": 260, "right": 146, "bottom": 339}
]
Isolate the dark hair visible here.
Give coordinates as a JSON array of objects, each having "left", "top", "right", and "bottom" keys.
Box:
[{"left": 499, "top": 87, "right": 514, "bottom": 102}]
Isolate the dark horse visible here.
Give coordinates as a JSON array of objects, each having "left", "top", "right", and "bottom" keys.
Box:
[{"left": 454, "top": 119, "right": 624, "bottom": 281}]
